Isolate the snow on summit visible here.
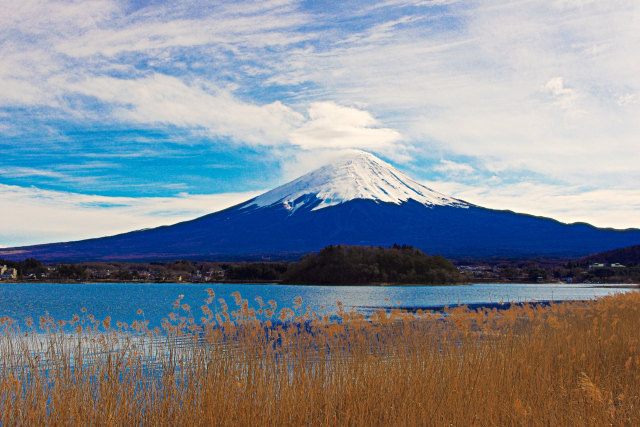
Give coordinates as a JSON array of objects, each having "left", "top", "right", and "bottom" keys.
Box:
[{"left": 246, "top": 151, "right": 467, "bottom": 212}]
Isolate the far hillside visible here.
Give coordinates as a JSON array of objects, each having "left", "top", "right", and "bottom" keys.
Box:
[
  {"left": 580, "top": 245, "right": 640, "bottom": 267},
  {"left": 283, "top": 244, "right": 463, "bottom": 285}
]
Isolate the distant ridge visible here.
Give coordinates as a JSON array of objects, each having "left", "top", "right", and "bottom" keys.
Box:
[{"left": 1, "top": 150, "right": 639, "bottom": 262}]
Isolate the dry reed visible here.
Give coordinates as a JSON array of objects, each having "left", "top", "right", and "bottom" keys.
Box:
[{"left": 1, "top": 289, "right": 640, "bottom": 426}]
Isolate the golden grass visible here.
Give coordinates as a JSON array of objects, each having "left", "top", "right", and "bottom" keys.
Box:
[{"left": 1, "top": 290, "right": 640, "bottom": 426}]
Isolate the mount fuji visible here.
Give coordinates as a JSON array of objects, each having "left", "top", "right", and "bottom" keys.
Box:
[{"left": 2, "top": 151, "right": 639, "bottom": 262}]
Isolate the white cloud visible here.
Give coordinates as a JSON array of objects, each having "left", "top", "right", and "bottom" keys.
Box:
[
  {"left": 63, "top": 74, "right": 404, "bottom": 151},
  {"left": 0, "top": 184, "right": 263, "bottom": 247},
  {"left": 544, "top": 77, "right": 578, "bottom": 110},
  {"left": 433, "top": 160, "right": 474, "bottom": 175},
  {"left": 617, "top": 93, "right": 637, "bottom": 106},
  {"left": 67, "top": 74, "right": 304, "bottom": 145},
  {"left": 0, "top": 167, "right": 66, "bottom": 179},
  {"left": 290, "top": 102, "right": 402, "bottom": 150},
  {"left": 0, "top": 0, "right": 118, "bottom": 34},
  {"left": 55, "top": 10, "right": 310, "bottom": 58},
  {"left": 0, "top": 0, "right": 117, "bottom": 107},
  {"left": 0, "top": 77, "right": 48, "bottom": 106}
]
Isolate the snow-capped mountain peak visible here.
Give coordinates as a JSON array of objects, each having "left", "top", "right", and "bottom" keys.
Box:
[{"left": 245, "top": 151, "right": 467, "bottom": 212}]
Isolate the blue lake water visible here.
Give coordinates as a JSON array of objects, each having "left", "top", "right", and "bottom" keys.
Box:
[{"left": 0, "top": 282, "right": 635, "bottom": 329}]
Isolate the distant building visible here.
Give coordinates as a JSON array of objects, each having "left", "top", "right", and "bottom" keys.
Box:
[
  {"left": 1, "top": 267, "right": 17, "bottom": 280},
  {"left": 205, "top": 270, "right": 225, "bottom": 281},
  {"left": 589, "top": 262, "right": 626, "bottom": 270},
  {"left": 0, "top": 265, "right": 5, "bottom": 277}
]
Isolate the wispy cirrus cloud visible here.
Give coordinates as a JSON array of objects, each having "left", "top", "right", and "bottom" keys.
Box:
[
  {"left": 0, "top": 167, "right": 66, "bottom": 179},
  {"left": 55, "top": 2, "right": 310, "bottom": 58}
]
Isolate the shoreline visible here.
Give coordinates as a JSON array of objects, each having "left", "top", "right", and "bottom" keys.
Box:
[
  {"left": 363, "top": 299, "right": 591, "bottom": 313},
  {"left": 0, "top": 280, "right": 637, "bottom": 288}
]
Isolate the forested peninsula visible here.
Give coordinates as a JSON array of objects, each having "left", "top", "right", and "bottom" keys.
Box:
[{"left": 282, "top": 244, "right": 463, "bottom": 285}]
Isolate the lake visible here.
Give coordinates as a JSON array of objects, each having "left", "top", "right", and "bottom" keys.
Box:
[{"left": 0, "top": 282, "right": 635, "bottom": 329}]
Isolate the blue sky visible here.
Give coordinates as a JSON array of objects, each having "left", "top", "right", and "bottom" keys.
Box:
[{"left": 1, "top": 0, "right": 639, "bottom": 246}]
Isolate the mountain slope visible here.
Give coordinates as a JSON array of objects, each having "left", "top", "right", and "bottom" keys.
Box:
[{"left": 1, "top": 151, "right": 639, "bottom": 262}]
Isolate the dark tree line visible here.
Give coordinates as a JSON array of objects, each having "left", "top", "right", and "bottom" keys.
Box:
[
  {"left": 282, "top": 244, "right": 463, "bottom": 285},
  {"left": 53, "top": 264, "right": 87, "bottom": 280},
  {"left": 0, "top": 258, "right": 46, "bottom": 277},
  {"left": 225, "top": 263, "right": 288, "bottom": 281}
]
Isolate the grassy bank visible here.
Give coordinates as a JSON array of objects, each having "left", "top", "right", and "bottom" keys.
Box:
[{"left": 1, "top": 291, "right": 639, "bottom": 425}]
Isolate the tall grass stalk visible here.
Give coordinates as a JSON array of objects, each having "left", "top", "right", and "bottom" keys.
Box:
[{"left": 1, "top": 290, "right": 640, "bottom": 425}]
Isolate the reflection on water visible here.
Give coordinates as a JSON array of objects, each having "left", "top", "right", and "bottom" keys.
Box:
[{"left": 0, "top": 282, "right": 635, "bottom": 328}]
